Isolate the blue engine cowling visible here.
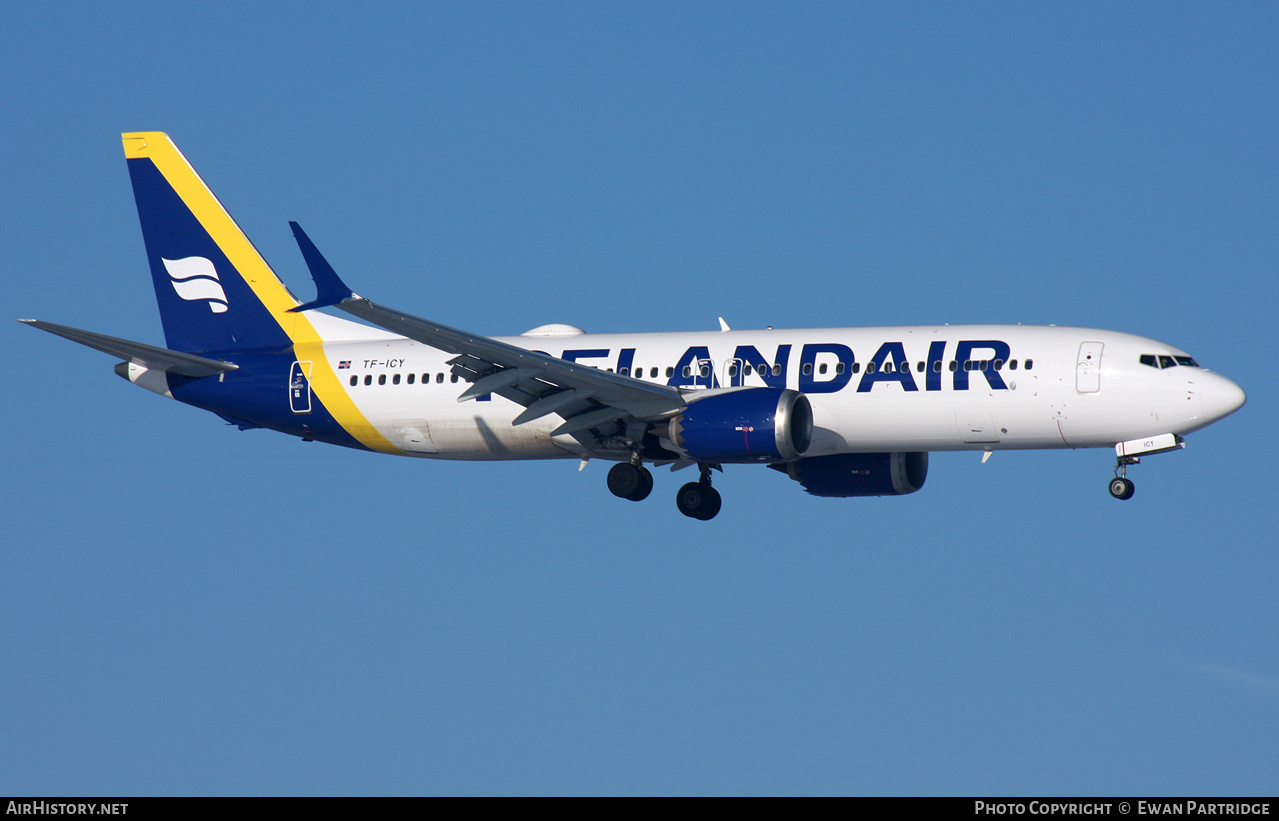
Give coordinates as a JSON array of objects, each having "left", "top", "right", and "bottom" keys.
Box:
[
  {"left": 780, "top": 452, "right": 928, "bottom": 497},
  {"left": 667, "top": 388, "right": 813, "bottom": 463}
]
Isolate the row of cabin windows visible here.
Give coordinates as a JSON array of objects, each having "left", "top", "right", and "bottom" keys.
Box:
[
  {"left": 350, "top": 373, "right": 461, "bottom": 387},
  {"left": 622, "top": 359, "right": 1033, "bottom": 379},
  {"left": 1139, "top": 354, "right": 1199, "bottom": 369},
  {"left": 348, "top": 358, "right": 1035, "bottom": 386},
  {"left": 788, "top": 358, "right": 1032, "bottom": 377},
  {"left": 618, "top": 366, "right": 674, "bottom": 378}
]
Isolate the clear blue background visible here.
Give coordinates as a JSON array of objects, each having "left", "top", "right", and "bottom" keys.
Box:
[{"left": 3, "top": 2, "right": 1274, "bottom": 795}]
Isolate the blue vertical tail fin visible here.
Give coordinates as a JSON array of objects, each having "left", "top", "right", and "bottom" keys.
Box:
[{"left": 123, "top": 132, "right": 304, "bottom": 355}]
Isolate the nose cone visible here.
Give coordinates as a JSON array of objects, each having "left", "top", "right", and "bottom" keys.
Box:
[{"left": 1201, "top": 371, "right": 1246, "bottom": 423}]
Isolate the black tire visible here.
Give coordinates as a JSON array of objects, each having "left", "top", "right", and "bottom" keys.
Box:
[
  {"left": 627, "top": 466, "right": 654, "bottom": 501},
  {"left": 1109, "top": 477, "right": 1135, "bottom": 500},
  {"left": 699, "top": 485, "right": 722, "bottom": 520},
  {"left": 676, "top": 481, "right": 705, "bottom": 518},
  {"left": 676, "top": 481, "right": 722, "bottom": 520},
  {"left": 608, "top": 463, "right": 642, "bottom": 499}
]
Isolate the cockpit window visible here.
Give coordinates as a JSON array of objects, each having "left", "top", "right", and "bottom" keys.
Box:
[{"left": 1141, "top": 353, "right": 1201, "bottom": 369}]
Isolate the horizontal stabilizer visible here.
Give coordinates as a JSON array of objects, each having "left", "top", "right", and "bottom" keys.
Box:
[{"left": 19, "top": 319, "right": 237, "bottom": 377}]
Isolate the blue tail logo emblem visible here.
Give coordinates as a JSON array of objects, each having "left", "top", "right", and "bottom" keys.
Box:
[{"left": 162, "top": 256, "right": 228, "bottom": 313}]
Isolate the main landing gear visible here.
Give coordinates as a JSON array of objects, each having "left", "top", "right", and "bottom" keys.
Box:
[
  {"left": 607, "top": 461, "right": 722, "bottom": 520},
  {"left": 607, "top": 461, "right": 653, "bottom": 502},
  {"left": 676, "top": 465, "right": 722, "bottom": 521},
  {"left": 1109, "top": 455, "right": 1138, "bottom": 500}
]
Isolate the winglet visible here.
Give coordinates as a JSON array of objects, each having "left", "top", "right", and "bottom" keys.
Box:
[{"left": 287, "top": 221, "right": 357, "bottom": 312}]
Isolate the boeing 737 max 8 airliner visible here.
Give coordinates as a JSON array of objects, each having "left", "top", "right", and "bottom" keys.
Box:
[{"left": 21, "top": 133, "right": 1246, "bottom": 519}]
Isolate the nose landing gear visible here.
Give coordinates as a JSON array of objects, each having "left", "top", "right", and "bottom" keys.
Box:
[
  {"left": 1108, "top": 433, "right": 1185, "bottom": 500},
  {"left": 1105, "top": 460, "right": 1135, "bottom": 498}
]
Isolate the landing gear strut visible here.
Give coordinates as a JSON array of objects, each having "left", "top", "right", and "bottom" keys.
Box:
[
  {"left": 676, "top": 464, "right": 722, "bottom": 521},
  {"left": 607, "top": 461, "right": 653, "bottom": 502},
  {"left": 1109, "top": 455, "right": 1137, "bottom": 500}
]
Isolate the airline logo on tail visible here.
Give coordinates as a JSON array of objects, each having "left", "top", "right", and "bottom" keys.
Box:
[{"left": 162, "top": 256, "right": 228, "bottom": 313}]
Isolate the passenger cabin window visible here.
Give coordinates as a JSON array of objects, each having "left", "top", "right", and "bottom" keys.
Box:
[
  {"left": 651, "top": 367, "right": 659, "bottom": 378},
  {"left": 436, "top": 373, "right": 444, "bottom": 383},
  {"left": 1024, "top": 359, "right": 1034, "bottom": 370},
  {"left": 407, "top": 373, "right": 415, "bottom": 384},
  {"left": 393, "top": 374, "right": 401, "bottom": 385},
  {"left": 349, "top": 375, "right": 358, "bottom": 387},
  {"left": 364, "top": 375, "right": 373, "bottom": 386},
  {"left": 378, "top": 374, "right": 386, "bottom": 385}
]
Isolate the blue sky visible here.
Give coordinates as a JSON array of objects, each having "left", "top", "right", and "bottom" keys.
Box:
[{"left": 3, "top": 2, "right": 1275, "bottom": 795}]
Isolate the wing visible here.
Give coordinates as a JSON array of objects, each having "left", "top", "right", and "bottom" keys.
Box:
[{"left": 287, "top": 223, "right": 686, "bottom": 449}]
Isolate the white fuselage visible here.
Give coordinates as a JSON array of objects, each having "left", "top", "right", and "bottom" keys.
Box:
[{"left": 311, "top": 320, "right": 1240, "bottom": 461}]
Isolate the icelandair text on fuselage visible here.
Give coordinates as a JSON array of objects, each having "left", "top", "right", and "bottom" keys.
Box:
[
  {"left": 975, "top": 803, "right": 1271, "bottom": 816},
  {"left": 6, "top": 804, "right": 127, "bottom": 816}
]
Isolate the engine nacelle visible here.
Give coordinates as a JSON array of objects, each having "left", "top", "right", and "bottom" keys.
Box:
[
  {"left": 781, "top": 452, "right": 928, "bottom": 497},
  {"left": 667, "top": 388, "right": 812, "bottom": 463}
]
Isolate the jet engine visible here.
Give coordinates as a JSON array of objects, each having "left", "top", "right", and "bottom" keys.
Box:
[
  {"left": 778, "top": 452, "right": 928, "bottom": 497},
  {"left": 667, "top": 388, "right": 812, "bottom": 463}
]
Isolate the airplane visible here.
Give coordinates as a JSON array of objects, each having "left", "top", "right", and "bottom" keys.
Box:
[{"left": 21, "top": 132, "right": 1246, "bottom": 520}]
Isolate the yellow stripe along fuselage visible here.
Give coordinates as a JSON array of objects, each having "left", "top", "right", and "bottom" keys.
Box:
[{"left": 122, "top": 132, "right": 401, "bottom": 454}]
